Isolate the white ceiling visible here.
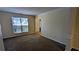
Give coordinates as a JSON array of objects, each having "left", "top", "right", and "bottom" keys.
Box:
[{"left": 0, "top": 7, "right": 59, "bottom": 15}]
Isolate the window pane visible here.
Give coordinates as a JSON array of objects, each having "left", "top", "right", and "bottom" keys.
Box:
[
  {"left": 12, "top": 17, "right": 21, "bottom": 33},
  {"left": 21, "top": 18, "right": 28, "bottom": 32}
]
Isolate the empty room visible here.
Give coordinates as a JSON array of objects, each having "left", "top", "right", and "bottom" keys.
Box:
[{"left": 0, "top": 7, "right": 79, "bottom": 51}]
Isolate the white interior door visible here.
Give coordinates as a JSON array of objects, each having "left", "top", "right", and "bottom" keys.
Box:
[{"left": 0, "top": 24, "right": 4, "bottom": 51}]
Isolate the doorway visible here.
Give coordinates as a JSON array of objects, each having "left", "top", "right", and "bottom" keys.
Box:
[{"left": 39, "top": 19, "right": 41, "bottom": 32}]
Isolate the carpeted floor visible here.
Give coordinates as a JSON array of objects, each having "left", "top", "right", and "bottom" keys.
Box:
[{"left": 3, "top": 33, "right": 65, "bottom": 51}]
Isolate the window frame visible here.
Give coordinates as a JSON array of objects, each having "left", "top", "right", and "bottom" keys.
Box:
[{"left": 11, "top": 16, "right": 29, "bottom": 34}]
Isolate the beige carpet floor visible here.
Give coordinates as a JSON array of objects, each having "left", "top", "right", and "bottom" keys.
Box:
[{"left": 3, "top": 33, "right": 65, "bottom": 51}]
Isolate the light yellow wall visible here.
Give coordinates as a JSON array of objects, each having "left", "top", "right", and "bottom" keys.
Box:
[
  {"left": 35, "top": 16, "right": 40, "bottom": 32},
  {"left": 28, "top": 16, "right": 35, "bottom": 33},
  {"left": 71, "top": 8, "right": 79, "bottom": 50},
  {"left": 0, "top": 12, "right": 35, "bottom": 38}
]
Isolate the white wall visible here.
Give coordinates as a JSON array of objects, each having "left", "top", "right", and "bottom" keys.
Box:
[
  {"left": 0, "top": 12, "right": 35, "bottom": 38},
  {"left": 39, "top": 8, "right": 74, "bottom": 50}
]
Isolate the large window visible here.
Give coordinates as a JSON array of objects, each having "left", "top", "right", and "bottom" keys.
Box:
[{"left": 11, "top": 17, "right": 28, "bottom": 33}]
